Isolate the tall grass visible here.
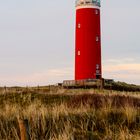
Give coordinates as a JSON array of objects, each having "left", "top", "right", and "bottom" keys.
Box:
[{"left": 0, "top": 88, "right": 140, "bottom": 140}]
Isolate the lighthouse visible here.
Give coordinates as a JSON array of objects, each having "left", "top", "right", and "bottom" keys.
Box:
[{"left": 75, "top": 0, "right": 102, "bottom": 80}]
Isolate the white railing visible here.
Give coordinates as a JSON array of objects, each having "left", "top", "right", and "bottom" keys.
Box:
[{"left": 76, "top": 0, "right": 100, "bottom": 7}]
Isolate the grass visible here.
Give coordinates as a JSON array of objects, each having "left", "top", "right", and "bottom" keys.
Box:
[{"left": 0, "top": 87, "right": 140, "bottom": 140}]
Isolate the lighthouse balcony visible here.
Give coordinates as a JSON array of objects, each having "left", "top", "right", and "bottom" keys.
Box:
[{"left": 76, "top": 0, "right": 100, "bottom": 7}]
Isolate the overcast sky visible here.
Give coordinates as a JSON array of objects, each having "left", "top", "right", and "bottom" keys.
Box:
[{"left": 0, "top": 0, "right": 140, "bottom": 86}]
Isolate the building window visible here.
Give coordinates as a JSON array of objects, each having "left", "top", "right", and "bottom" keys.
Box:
[
  {"left": 96, "top": 36, "right": 99, "bottom": 42},
  {"left": 78, "top": 23, "right": 81, "bottom": 28},
  {"left": 96, "top": 75, "right": 101, "bottom": 79}
]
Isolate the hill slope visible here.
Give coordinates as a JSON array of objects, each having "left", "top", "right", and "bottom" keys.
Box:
[{"left": 0, "top": 88, "right": 140, "bottom": 140}]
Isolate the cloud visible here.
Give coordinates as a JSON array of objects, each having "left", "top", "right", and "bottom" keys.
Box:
[
  {"left": 104, "top": 58, "right": 135, "bottom": 64},
  {"left": 0, "top": 67, "right": 74, "bottom": 86},
  {"left": 103, "top": 58, "right": 140, "bottom": 84},
  {"left": 104, "top": 64, "right": 140, "bottom": 72},
  {"left": 0, "top": 58, "right": 140, "bottom": 86}
]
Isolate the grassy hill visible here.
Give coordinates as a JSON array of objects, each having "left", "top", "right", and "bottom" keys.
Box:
[{"left": 0, "top": 87, "right": 140, "bottom": 140}]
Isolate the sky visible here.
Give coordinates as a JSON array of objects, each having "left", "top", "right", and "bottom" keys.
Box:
[{"left": 0, "top": 0, "right": 140, "bottom": 86}]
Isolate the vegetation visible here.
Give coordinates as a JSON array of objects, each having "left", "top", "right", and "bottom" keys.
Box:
[
  {"left": 0, "top": 86, "right": 140, "bottom": 140},
  {"left": 105, "top": 81, "right": 140, "bottom": 92}
]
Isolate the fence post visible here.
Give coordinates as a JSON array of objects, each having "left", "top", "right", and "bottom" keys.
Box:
[{"left": 18, "top": 119, "right": 31, "bottom": 140}]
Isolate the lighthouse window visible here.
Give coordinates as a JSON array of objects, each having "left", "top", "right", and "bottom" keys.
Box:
[
  {"left": 96, "top": 36, "right": 99, "bottom": 42},
  {"left": 96, "top": 70, "right": 100, "bottom": 74},
  {"left": 96, "top": 64, "right": 100, "bottom": 69},
  {"left": 78, "top": 23, "right": 81, "bottom": 28},
  {"left": 78, "top": 51, "right": 80, "bottom": 56},
  {"left": 86, "top": 1, "right": 90, "bottom": 4},
  {"left": 95, "top": 9, "right": 99, "bottom": 15}
]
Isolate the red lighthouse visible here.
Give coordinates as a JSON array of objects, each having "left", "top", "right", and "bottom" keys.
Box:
[{"left": 75, "top": 0, "right": 102, "bottom": 80}]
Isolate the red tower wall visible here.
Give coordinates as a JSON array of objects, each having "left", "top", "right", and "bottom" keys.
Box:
[{"left": 75, "top": 7, "right": 102, "bottom": 80}]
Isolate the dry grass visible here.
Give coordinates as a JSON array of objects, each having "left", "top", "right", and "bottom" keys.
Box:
[{"left": 0, "top": 87, "right": 139, "bottom": 140}]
